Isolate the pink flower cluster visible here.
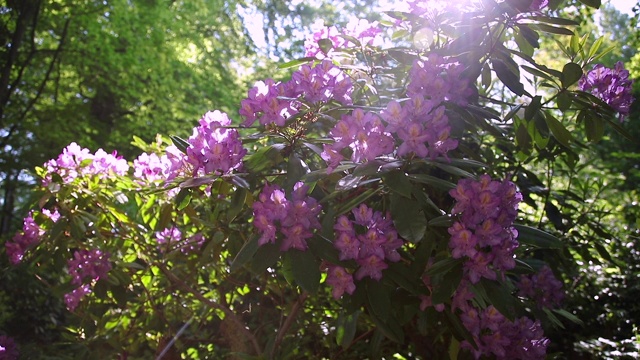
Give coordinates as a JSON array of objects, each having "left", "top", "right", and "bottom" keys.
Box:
[
  {"left": 459, "top": 305, "right": 549, "bottom": 359},
  {"left": 42, "top": 142, "right": 129, "bottom": 186},
  {"left": 65, "top": 249, "right": 111, "bottom": 311},
  {"left": 326, "top": 204, "right": 403, "bottom": 299},
  {"left": 448, "top": 175, "right": 522, "bottom": 283},
  {"left": 579, "top": 61, "right": 634, "bottom": 119},
  {"left": 155, "top": 227, "right": 205, "bottom": 254},
  {"left": 518, "top": 265, "right": 564, "bottom": 309},
  {"left": 252, "top": 182, "right": 322, "bottom": 251},
  {"left": 322, "top": 108, "right": 394, "bottom": 171},
  {"left": 5, "top": 212, "right": 45, "bottom": 265},
  {"left": 304, "top": 18, "right": 382, "bottom": 58},
  {"left": 240, "top": 60, "right": 353, "bottom": 127}
]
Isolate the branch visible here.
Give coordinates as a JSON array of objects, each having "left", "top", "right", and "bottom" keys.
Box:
[
  {"left": 157, "top": 263, "right": 262, "bottom": 356},
  {"left": 271, "top": 291, "right": 308, "bottom": 359},
  {"left": 0, "top": 1, "right": 41, "bottom": 122},
  {"left": 15, "top": 18, "right": 71, "bottom": 124}
]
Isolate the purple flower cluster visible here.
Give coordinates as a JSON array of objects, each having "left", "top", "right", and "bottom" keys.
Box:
[
  {"left": 407, "top": 55, "right": 474, "bottom": 106},
  {"left": 43, "top": 142, "right": 129, "bottom": 186},
  {"left": 0, "top": 335, "right": 18, "bottom": 360},
  {"left": 64, "top": 285, "right": 91, "bottom": 312},
  {"left": 518, "top": 266, "right": 564, "bottom": 309},
  {"left": 322, "top": 108, "right": 394, "bottom": 170},
  {"left": 155, "top": 227, "right": 205, "bottom": 254},
  {"left": 459, "top": 305, "right": 549, "bottom": 359},
  {"left": 448, "top": 175, "right": 522, "bottom": 283},
  {"left": 252, "top": 182, "right": 322, "bottom": 251},
  {"left": 325, "top": 264, "right": 357, "bottom": 299},
  {"left": 304, "top": 18, "right": 382, "bottom": 58},
  {"left": 579, "top": 61, "right": 634, "bottom": 119},
  {"left": 378, "top": 55, "right": 471, "bottom": 161},
  {"left": 240, "top": 60, "right": 353, "bottom": 127},
  {"left": 185, "top": 110, "right": 246, "bottom": 177},
  {"left": 65, "top": 248, "right": 111, "bottom": 311},
  {"left": 332, "top": 204, "right": 403, "bottom": 282},
  {"left": 5, "top": 212, "right": 45, "bottom": 265}
]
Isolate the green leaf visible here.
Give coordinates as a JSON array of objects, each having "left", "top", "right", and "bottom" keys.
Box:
[
  {"left": 493, "top": 59, "right": 526, "bottom": 96},
  {"left": 556, "top": 91, "right": 572, "bottom": 111},
  {"left": 230, "top": 235, "right": 259, "bottom": 273},
  {"left": 390, "top": 195, "right": 426, "bottom": 243},
  {"left": 289, "top": 250, "right": 321, "bottom": 293},
  {"left": 175, "top": 188, "right": 192, "bottom": 210},
  {"left": 367, "top": 279, "right": 391, "bottom": 321},
  {"left": 368, "top": 309, "right": 404, "bottom": 344},
  {"left": 227, "top": 175, "right": 250, "bottom": 189},
  {"left": 277, "top": 57, "right": 315, "bottom": 69},
  {"left": 285, "top": 154, "right": 309, "bottom": 192},
  {"left": 561, "top": 62, "right": 583, "bottom": 88},
  {"left": 516, "top": 123, "right": 532, "bottom": 152},
  {"left": 244, "top": 144, "right": 284, "bottom": 172},
  {"left": 577, "top": 0, "right": 601, "bottom": 8},
  {"left": 553, "top": 308, "right": 584, "bottom": 326},
  {"left": 336, "top": 174, "right": 365, "bottom": 191},
  {"left": 383, "top": 171, "right": 412, "bottom": 198},
  {"left": 604, "top": 117, "right": 636, "bottom": 142},
  {"left": 250, "top": 243, "right": 281, "bottom": 273},
  {"left": 426, "top": 258, "right": 464, "bottom": 276},
  {"left": 180, "top": 176, "right": 216, "bottom": 188},
  {"left": 504, "top": 103, "right": 525, "bottom": 122},
  {"left": 227, "top": 187, "right": 247, "bottom": 222},
  {"left": 584, "top": 114, "right": 605, "bottom": 142},
  {"left": 386, "top": 263, "right": 419, "bottom": 293},
  {"left": 479, "top": 279, "right": 518, "bottom": 321},
  {"left": 517, "top": 24, "right": 540, "bottom": 48},
  {"left": 588, "top": 36, "right": 605, "bottom": 59},
  {"left": 531, "top": 23, "right": 574, "bottom": 36},
  {"left": 431, "top": 263, "right": 462, "bottom": 304},
  {"left": 428, "top": 215, "right": 453, "bottom": 227},
  {"left": 336, "top": 311, "right": 361, "bottom": 348},
  {"left": 521, "top": 65, "right": 556, "bottom": 82},
  {"left": 353, "top": 160, "right": 385, "bottom": 176},
  {"left": 528, "top": 16, "right": 579, "bottom": 26},
  {"left": 544, "top": 113, "right": 573, "bottom": 148},
  {"left": 514, "top": 224, "right": 564, "bottom": 249},
  {"left": 444, "top": 310, "right": 477, "bottom": 349},
  {"left": 525, "top": 96, "right": 542, "bottom": 121},
  {"left": 170, "top": 135, "right": 190, "bottom": 154},
  {"left": 335, "top": 188, "right": 380, "bottom": 216},
  {"left": 434, "top": 163, "right": 475, "bottom": 179},
  {"left": 318, "top": 38, "right": 334, "bottom": 54}
]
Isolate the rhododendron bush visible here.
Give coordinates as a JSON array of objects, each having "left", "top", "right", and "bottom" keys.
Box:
[{"left": 4, "top": 0, "right": 634, "bottom": 358}]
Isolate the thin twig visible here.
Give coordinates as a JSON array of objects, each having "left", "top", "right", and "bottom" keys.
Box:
[
  {"left": 157, "top": 263, "right": 262, "bottom": 355},
  {"left": 271, "top": 291, "right": 309, "bottom": 359}
]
